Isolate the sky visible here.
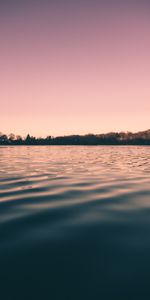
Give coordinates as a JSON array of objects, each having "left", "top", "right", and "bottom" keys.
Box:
[{"left": 0, "top": 0, "right": 150, "bottom": 137}]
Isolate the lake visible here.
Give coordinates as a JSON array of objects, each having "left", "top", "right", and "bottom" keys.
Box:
[{"left": 0, "top": 146, "right": 150, "bottom": 299}]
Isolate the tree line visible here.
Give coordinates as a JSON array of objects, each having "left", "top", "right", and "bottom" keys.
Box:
[{"left": 0, "top": 130, "right": 150, "bottom": 145}]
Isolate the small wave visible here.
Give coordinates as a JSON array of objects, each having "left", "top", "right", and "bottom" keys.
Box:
[{"left": 0, "top": 146, "right": 150, "bottom": 299}]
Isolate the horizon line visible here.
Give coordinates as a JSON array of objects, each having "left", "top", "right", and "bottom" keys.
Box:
[{"left": 1, "top": 129, "right": 150, "bottom": 139}]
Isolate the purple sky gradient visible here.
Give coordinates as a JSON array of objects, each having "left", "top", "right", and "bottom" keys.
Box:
[{"left": 0, "top": 0, "right": 150, "bottom": 136}]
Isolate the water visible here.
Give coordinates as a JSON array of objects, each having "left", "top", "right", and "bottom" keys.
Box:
[{"left": 0, "top": 146, "right": 150, "bottom": 300}]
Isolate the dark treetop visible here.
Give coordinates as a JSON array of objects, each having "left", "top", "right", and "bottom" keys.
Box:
[{"left": 0, "top": 130, "right": 150, "bottom": 145}]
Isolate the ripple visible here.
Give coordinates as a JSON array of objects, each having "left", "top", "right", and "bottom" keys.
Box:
[{"left": 0, "top": 146, "right": 150, "bottom": 299}]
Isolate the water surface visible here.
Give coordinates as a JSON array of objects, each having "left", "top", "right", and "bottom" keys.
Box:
[{"left": 0, "top": 146, "right": 150, "bottom": 299}]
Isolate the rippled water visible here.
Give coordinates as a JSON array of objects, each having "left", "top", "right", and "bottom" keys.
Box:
[{"left": 0, "top": 146, "right": 150, "bottom": 299}]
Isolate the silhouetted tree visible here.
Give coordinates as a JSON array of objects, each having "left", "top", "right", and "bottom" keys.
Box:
[
  {"left": 0, "top": 130, "right": 150, "bottom": 145},
  {"left": 9, "top": 133, "right": 15, "bottom": 142},
  {"left": 0, "top": 134, "right": 8, "bottom": 144}
]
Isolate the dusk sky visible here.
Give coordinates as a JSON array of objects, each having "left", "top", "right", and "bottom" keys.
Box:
[{"left": 0, "top": 0, "right": 150, "bottom": 137}]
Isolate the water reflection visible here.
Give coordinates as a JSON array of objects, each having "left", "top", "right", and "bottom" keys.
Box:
[{"left": 0, "top": 146, "right": 150, "bottom": 300}]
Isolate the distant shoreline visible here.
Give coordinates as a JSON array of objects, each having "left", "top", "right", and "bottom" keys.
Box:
[
  {"left": 0, "top": 144, "right": 150, "bottom": 147},
  {"left": 0, "top": 130, "right": 150, "bottom": 146}
]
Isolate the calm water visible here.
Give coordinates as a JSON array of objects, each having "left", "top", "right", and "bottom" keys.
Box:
[{"left": 0, "top": 146, "right": 150, "bottom": 299}]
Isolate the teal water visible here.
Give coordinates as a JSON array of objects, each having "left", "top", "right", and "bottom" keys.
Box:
[{"left": 0, "top": 146, "right": 150, "bottom": 299}]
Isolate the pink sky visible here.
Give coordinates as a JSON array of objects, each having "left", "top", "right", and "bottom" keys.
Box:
[{"left": 0, "top": 1, "right": 150, "bottom": 137}]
